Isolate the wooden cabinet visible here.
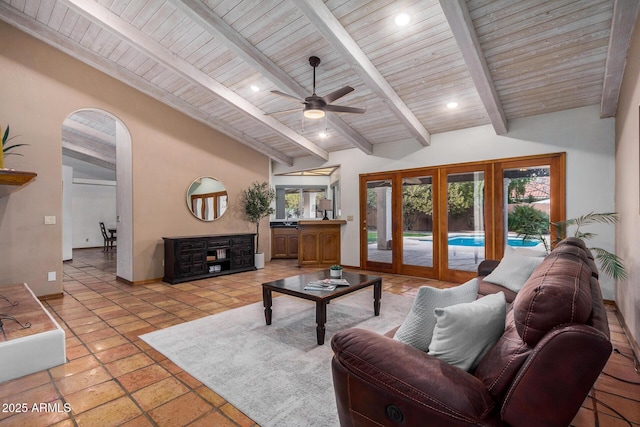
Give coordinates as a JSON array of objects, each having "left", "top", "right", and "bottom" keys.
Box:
[
  {"left": 297, "top": 220, "right": 346, "bottom": 267},
  {"left": 271, "top": 227, "right": 299, "bottom": 259},
  {"left": 163, "top": 233, "right": 255, "bottom": 284}
]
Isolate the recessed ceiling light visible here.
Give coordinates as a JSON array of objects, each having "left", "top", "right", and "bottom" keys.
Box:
[
  {"left": 319, "top": 132, "right": 328, "bottom": 138},
  {"left": 395, "top": 13, "right": 411, "bottom": 27},
  {"left": 250, "top": 85, "right": 260, "bottom": 92},
  {"left": 447, "top": 102, "right": 459, "bottom": 109}
]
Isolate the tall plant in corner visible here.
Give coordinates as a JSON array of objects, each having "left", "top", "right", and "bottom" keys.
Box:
[
  {"left": 240, "top": 181, "right": 275, "bottom": 255},
  {"left": 1, "top": 123, "right": 28, "bottom": 169},
  {"left": 553, "top": 212, "right": 627, "bottom": 280}
]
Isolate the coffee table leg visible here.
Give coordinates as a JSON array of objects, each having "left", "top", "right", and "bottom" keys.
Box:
[
  {"left": 316, "top": 300, "right": 327, "bottom": 345},
  {"left": 263, "top": 287, "right": 272, "bottom": 325},
  {"left": 373, "top": 280, "right": 382, "bottom": 316}
]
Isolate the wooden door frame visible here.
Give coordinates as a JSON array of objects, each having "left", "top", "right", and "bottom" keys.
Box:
[{"left": 358, "top": 152, "right": 566, "bottom": 282}]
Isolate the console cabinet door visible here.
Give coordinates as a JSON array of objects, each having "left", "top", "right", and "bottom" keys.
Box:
[{"left": 231, "top": 236, "right": 255, "bottom": 269}]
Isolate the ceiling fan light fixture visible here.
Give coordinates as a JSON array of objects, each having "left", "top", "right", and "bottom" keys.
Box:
[{"left": 304, "top": 108, "right": 325, "bottom": 119}]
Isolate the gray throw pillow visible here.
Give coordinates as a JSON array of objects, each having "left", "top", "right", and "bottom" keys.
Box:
[
  {"left": 393, "top": 278, "right": 478, "bottom": 352},
  {"left": 428, "top": 292, "right": 506, "bottom": 371},
  {"left": 483, "top": 254, "right": 544, "bottom": 293}
]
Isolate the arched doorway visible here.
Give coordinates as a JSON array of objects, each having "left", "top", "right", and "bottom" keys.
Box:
[{"left": 61, "top": 109, "right": 133, "bottom": 281}]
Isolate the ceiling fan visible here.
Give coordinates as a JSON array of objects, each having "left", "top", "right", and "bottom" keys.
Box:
[{"left": 267, "top": 56, "right": 366, "bottom": 119}]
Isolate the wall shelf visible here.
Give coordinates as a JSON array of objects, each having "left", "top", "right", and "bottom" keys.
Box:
[{"left": 0, "top": 170, "right": 37, "bottom": 198}]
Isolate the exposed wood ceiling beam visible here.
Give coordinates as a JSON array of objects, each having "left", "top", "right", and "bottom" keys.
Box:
[
  {"left": 171, "top": 0, "right": 373, "bottom": 155},
  {"left": 62, "top": 0, "right": 327, "bottom": 161},
  {"left": 60, "top": 0, "right": 328, "bottom": 162},
  {"left": 439, "top": 0, "right": 508, "bottom": 135},
  {"left": 62, "top": 141, "right": 116, "bottom": 171},
  {"left": 601, "top": 0, "right": 640, "bottom": 118},
  {"left": 0, "top": 2, "right": 294, "bottom": 166},
  {"left": 62, "top": 129, "right": 115, "bottom": 159},
  {"left": 295, "top": 0, "right": 431, "bottom": 146},
  {"left": 63, "top": 120, "right": 115, "bottom": 146}
]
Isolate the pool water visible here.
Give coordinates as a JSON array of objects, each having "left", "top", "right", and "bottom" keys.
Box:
[{"left": 447, "top": 236, "right": 540, "bottom": 247}]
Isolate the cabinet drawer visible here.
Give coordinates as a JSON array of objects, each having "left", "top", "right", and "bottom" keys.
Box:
[
  {"left": 208, "top": 239, "right": 231, "bottom": 248},
  {"left": 179, "top": 240, "right": 206, "bottom": 250},
  {"left": 232, "top": 237, "right": 252, "bottom": 245}
]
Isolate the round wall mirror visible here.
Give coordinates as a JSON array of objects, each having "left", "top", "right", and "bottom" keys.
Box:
[{"left": 186, "top": 177, "right": 228, "bottom": 221}]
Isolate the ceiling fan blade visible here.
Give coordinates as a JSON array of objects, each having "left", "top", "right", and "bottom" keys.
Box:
[
  {"left": 321, "top": 86, "right": 354, "bottom": 104},
  {"left": 265, "top": 108, "right": 302, "bottom": 116},
  {"left": 324, "top": 104, "right": 366, "bottom": 114},
  {"left": 270, "top": 90, "right": 302, "bottom": 102}
]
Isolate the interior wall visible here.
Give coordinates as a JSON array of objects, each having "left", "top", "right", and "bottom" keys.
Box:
[
  {"left": 614, "top": 16, "right": 640, "bottom": 350},
  {"left": 273, "top": 105, "right": 616, "bottom": 298},
  {"left": 71, "top": 181, "right": 117, "bottom": 249},
  {"left": 0, "top": 22, "right": 270, "bottom": 294},
  {"left": 62, "top": 165, "right": 73, "bottom": 261}
]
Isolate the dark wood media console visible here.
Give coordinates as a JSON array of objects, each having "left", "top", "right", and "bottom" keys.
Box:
[{"left": 163, "top": 233, "right": 256, "bottom": 284}]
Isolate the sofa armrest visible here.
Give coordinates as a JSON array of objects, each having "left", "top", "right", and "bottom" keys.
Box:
[
  {"left": 478, "top": 259, "right": 500, "bottom": 277},
  {"left": 501, "top": 324, "right": 612, "bottom": 427},
  {"left": 331, "top": 328, "right": 497, "bottom": 426}
]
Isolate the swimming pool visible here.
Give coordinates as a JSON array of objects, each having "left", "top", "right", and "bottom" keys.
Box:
[{"left": 447, "top": 236, "right": 540, "bottom": 247}]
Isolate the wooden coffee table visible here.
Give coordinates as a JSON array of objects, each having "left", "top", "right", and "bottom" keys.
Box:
[{"left": 261, "top": 270, "right": 382, "bottom": 345}]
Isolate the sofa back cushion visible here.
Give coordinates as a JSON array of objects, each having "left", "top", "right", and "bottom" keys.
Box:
[{"left": 513, "top": 248, "right": 593, "bottom": 347}]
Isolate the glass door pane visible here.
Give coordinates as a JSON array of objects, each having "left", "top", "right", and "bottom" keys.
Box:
[
  {"left": 364, "top": 178, "right": 394, "bottom": 267},
  {"left": 504, "top": 166, "right": 551, "bottom": 252},
  {"left": 446, "top": 171, "right": 485, "bottom": 272},
  {"left": 402, "top": 175, "right": 434, "bottom": 268}
]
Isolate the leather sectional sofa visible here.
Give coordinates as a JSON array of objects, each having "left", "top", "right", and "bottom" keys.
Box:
[{"left": 331, "top": 237, "right": 612, "bottom": 426}]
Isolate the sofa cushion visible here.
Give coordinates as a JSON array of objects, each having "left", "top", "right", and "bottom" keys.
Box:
[
  {"left": 483, "top": 253, "right": 544, "bottom": 293},
  {"left": 428, "top": 292, "right": 507, "bottom": 371},
  {"left": 393, "top": 279, "right": 478, "bottom": 352},
  {"left": 513, "top": 250, "right": 593, "bottom": 347}
]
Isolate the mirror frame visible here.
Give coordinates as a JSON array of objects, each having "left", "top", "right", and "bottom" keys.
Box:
[{"left": 186, "top": 176, "right": 228, "bottom": 221}]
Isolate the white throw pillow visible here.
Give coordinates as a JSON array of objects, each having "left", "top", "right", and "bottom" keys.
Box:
[
  {"left": 393, "top": 278, "right": 478, "bottom": 352},
  {"left": 504, "top": 245, "right": 547, "bottom": 258},
  {"left": 428, "top": 292, "right": 506, "bottom": 372},
  {"left": 483, "top": 253, "right": 544, "bottom": 293}
]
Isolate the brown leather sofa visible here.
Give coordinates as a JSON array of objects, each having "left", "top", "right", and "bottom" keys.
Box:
[{"left": 331, "top": 238, "right": 612, "bottom": 426}]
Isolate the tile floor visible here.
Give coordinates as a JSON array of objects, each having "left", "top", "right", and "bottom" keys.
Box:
[{"left": 0, "top": 248, "right": 638, "bottom": 426}]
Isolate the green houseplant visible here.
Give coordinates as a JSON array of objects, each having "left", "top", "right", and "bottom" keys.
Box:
[
  {"left": 240, "top": 181, "right": 275, "bottom": 269},
  {"left": 1, "top": 123, "right": 28, "bottom": 169},
  {"left": 553, "top": 212, "right": 627, "bottom": 280}
]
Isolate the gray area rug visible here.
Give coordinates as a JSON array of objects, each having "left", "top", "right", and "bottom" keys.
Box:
[{"left": 140, "top": 289, "right": 413, "bottom": 427}]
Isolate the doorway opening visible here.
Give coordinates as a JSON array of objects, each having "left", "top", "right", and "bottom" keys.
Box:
[{"left": 61, "top": 109, "right": 132, "bottom": 282}]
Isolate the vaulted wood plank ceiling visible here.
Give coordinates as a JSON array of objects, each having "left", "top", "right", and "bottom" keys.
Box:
[{"left": 1, "top": 0, "right": 637, "bottom": 168}]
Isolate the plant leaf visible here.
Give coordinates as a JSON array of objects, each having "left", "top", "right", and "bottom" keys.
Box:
[
  {"left": 2, "top": 125, "right": 9, "bottom": 145},
  {"left": 3, "top": 143, "right": 29, "bottom": 153},
  {"left": 590, "top": 247, "right": 628, "bottom": 280}
]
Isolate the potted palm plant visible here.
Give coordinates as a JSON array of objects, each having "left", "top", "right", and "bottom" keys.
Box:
[
  {"left": 1, "top": 123, "right": 28, "bottom": 169},
  {"left": 552, "top": 212, "right": 627, "bottom": 280},
  {"left": 240, "top": 181, "right": 275, "bottom": 269}
]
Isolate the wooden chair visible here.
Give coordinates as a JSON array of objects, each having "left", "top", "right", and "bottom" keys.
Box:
[{"left": 99, "top": 222, "right": 116, "bottom": 251}]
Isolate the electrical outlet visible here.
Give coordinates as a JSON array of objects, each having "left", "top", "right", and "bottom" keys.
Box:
[
  {"left": 347, "top": 215, "right": 354, "bottom": 221},
  {"left": 47, "top": 271, "right": 56, "bottom": 281},
  {"left": 44, "top": 216, "right": 56, "bottom": 225}
]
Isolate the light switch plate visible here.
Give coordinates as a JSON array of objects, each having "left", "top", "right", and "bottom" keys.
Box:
[
  {"left": 48, "top": 271, "right": 56, "bottom": 281},
  {"left": 44, "top": 216, "right": 56, "bottom": 225}
]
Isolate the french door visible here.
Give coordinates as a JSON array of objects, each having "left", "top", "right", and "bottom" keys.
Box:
[{"left": 359, "top": 153, "right": 565, "bottom": 282}]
